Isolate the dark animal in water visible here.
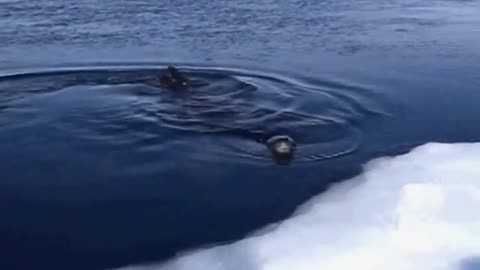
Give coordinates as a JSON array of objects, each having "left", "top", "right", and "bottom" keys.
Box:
[
  {"left": 152, "top": 67, "right": 297, "bottom": 165},
  {"left": 266, "top": 135, "right": 296, "bottom": 165},
  {"left": 158, "top": 65, "right": 190, "bottom": 89}
]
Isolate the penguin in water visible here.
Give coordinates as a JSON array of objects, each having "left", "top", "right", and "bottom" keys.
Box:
[
  {"left": 157, "top": 65, "right": 190, "bottom": 89},
  {"left": 265, "top": 135, "right": 296, "bottom": 165}
]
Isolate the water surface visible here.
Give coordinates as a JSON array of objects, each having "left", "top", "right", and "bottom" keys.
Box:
[{"left": 1, "top": 0, "right": 480, "bottom": 269}]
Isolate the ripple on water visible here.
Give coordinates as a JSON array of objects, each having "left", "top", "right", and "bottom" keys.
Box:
[{"left": 0, "top": 65, "right": 385, "bottom": 166}]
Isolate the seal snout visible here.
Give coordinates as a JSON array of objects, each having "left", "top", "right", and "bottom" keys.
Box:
[{"left": 274, "top": 141, "right": 293, "bottom": 154}]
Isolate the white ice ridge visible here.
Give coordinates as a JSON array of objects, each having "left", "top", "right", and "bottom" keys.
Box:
[{"left": 114, "top": 142, "right": 480, "bottom": 270}]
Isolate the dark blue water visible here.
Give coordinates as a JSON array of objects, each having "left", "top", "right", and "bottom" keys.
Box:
[{"left": 1, "top": 0, "right": 480, "bottom": 269}]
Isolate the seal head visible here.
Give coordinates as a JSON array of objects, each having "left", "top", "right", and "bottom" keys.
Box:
[
  {"left": 266, "top": 135, "right": 296, "bottom": 165},
  {"left": 159, "top": 65, "right": 190, "bottom": 89}
]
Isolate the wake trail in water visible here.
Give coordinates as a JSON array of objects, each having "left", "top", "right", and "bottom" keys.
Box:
[
  {"left": 0, "top": 65, "right": 382, "bottom": 164},
  {"left": 113, "top": 142, "right": 480, "bottom": 270}
]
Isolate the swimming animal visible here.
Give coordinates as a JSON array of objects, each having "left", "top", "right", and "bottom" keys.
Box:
[
  {"left": 266, "top": 135, "right": 296, "bottom": 165},
  {"left": 154, "top": 67, "right": 297, "bottom": 165},
  {"left": 158, "top": 65, "right": 190, "bottom": 89}
]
